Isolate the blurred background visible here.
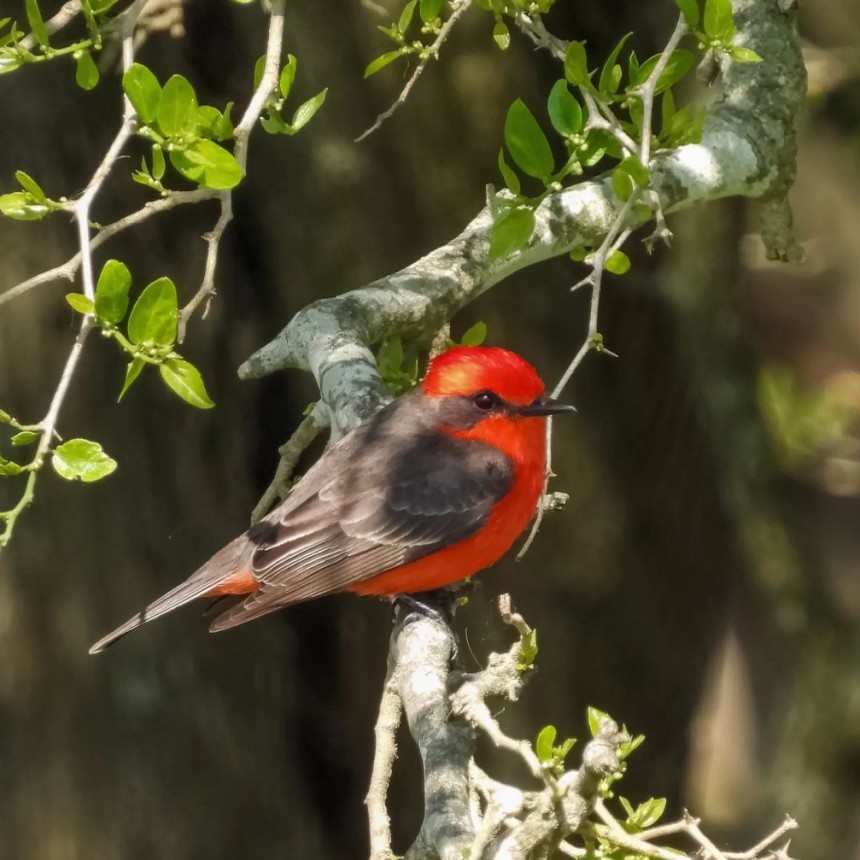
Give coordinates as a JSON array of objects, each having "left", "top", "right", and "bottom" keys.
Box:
[{"left": 0, "top": 0, "right": 858, "bottom": 858}]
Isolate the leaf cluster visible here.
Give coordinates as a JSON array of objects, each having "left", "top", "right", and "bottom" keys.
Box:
[
  {"left": 123, "top": 65, "right": 242, "bottom": 192},
  {"left": 489, "top": 0, "right": 762, "bottom": 265},
  {"left": 0, "top": 1, "right": 111, "bottom": 83},
  {"left": 364, "top": 0, "right": 447, "bottom": 78},
  {"left": 255, "top": 54, "right": 328, "bottom": 136},
  {"left": 65, "top": 260, "right": 215, "bottom": 409}
]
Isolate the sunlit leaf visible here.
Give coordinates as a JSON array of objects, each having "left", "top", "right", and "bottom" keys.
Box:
[
  {"left": 122, "top": 64, "right": 161, "bottom": 124},
  {"left": 51, "top": 439, "right": 117, "bottom": 482},
  {"left": 488, "top": 207, "right": 535, "bottom": 260},
  {"left": 159, "top": 358, "right": 215, "bottom": 409},
  {"left": 127, "top": 276, "right": 177, "bottom": 345},
  {"left": 504, "top": 99, "right": 553, "bottom": 180},
  {"left": 95, "top": 259, "right": 132, "bottom": 324}
]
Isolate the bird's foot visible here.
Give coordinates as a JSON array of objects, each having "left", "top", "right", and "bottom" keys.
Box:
[{"left": 394, "top": 589, "right": 460, "bottom": 659}]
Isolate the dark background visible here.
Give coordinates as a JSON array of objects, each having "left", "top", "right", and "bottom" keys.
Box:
[{"left": 0, "top": 1, "right": 858, "bottom": 858}]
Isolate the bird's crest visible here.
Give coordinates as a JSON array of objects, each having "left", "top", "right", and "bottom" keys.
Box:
[{"left": 422, "top": 346, "right": 544, "bottom": 406}]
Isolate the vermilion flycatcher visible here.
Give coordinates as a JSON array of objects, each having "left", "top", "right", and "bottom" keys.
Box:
[{"left": 90, "top": 346, "right": 574, "bottom": 653}]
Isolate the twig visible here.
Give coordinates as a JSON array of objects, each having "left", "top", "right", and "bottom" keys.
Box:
[
  {"left": 366, "top": 666, "right": 403, "bottom": 860},
  {"left": 683, "top": 810, "right": 729, "bottom": 860},
  {"left": 356, "top": 0, "right": 473, "bottom": 143},
  {"left": 250, "top": 402, "right": 330, "bottom": 523},
  {"left": 1, "top": 10, "right": 140, "bottom": 548},
  {"left": 176, "top": 0, "right": 286, "bottom": 341},
  {"left": 637, "top": 16, "right": 688, "bottom": 168},
  {"left": 0, "top": 190, "right": 216, "bottom": 307},
  {"left": 724, "top": 816, "right": 798, "bottom": 860}
]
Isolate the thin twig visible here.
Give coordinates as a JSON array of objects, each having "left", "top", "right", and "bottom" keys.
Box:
[
  {"left": 176, "top": 0, "right": 286, "bottom": 341},
  {"left": 356, "top": 0, "right": 473, "bottom": 142},
  {"left": 250, "top": 402, "right": 330, "bottom": 523},
  {"left": 724, "top": 816, "right": 798, "bottom": 860},
  {"left": 366, "top": 668, "right": 403, "bottom": 860},
  {"left": 0, "top": 190, "right": 217, "bottom": 307},
  {"left": 637, "top": 16, "right": 688, "bottom": 168}
]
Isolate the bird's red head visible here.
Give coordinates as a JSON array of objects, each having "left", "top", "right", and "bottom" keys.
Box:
[{"left": 421, "top": 346, "right": 545, "bottom": 406}]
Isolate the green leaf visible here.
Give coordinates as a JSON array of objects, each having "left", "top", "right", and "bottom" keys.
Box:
[
  {"left": 628, "top": 50, "right": 641, "bottom": 86},
  {"left": 656, "top": 49, "right": 694, "bottom": 92},
  {"left": 376, "top": 336, "right": 403, "bottom": 378},
  {"left": 587, "top": 706, "right": 610, "bottom": 738},
  {"left": 0, "top": 409, "right": 13, "bottom": 425},
  {"left": 289, "top": 88, "right": 327, "bottom": 133},
  {"left": 504, "top": 99, "right": 554, "bottom": 181},
  {"left": 497, "top": 148, "right": 520, "bottom": 195},
  {"left": 398, "top": 0, "right": 418, "bottom": 34},
  {"left": 518, "top": 627, "right": 538, "bottom": 669},
  {"left": 547, "top": 80, "right": 583, "bottom": 137},
  {"left": 729, "top": 45, "right": 763, "bottom": 62},
  {"left": 364, "top": 50, "right": 403, "bottom": 78},
  {"left": 675, "top": 0, "right": 699, "bottom": 27},
  {"left": 461, "top": 321, "right": 487, "bottom": 347},
  {"left": 279, "top": 54, "right": 297, "bottom": 98},
  {"left": 51, "top": 439, "right": 117, "bottom": 482},
  {"left": 15, "top": 171, "right": 45, "bottom": 203},
  {"left": 75, "top": 50, "right": 99, "bottom": 90},
  {"left": 95, "top": 259, "right": 132, "bottom": 324},
  {"left": 493, "top": 19, "right": 510, "bottom": 50},
  {"left": 260, "top": 114, "right": 289, "bottom": 135},
  {"left": 639, "top": 797, "right": 666, "bottom": 827},
  {"left": 159, "top": 358, "right": 215, "bottom": 409},
  {"left": 535, "top": 725, "right": 557, "bottom": 762},
  {"left": 661, "top": 88, "right": 676, "bottom": 129},
  {"left": 65, "top": 293, "right": 95, "bottom": 314},
  {"left": 151, "top": 145, "right": 166, "bottom": 180},
  {"left": 11, "top": 431, "right": 37, "bottom": 446},
  {"left": 703, "top": 0, "right": 734, "bottom": 41},
  {"left": 419, "top": 0, "right": 444, "bottom": 21},
  {"left": 605, "top": 249, "right": 631, "bottom": 274},
  {"left": 0, "top": 192, "right": 49, "bottom": 220},
  {"left": 127, "top": 276, "right": 177, "bottom": 345},
  {"left": 599, "top": 32, "right": 632, "bottom": 95},
  {"left": 564, "top": 40, "right": 589, "bottom": 88},
  {"left": 169, "top": 139, "right": 244, "bottom": 190},
  {"left": 619, "top": 154, "right": 649, "bottom": 187},
  {"left": 156, "top": 74, "right": 199, "bottom": 138},
  {"left": 25, "top": 0, "right": 48, "bottom": 47},
  {"left": 253, "top": 54, "right": 266, "bottom": 90},
  {"left": 611, "top": 167, "right": 634, "bottom": 202},
  {"left": 122, "top": 64, "right": 161, "bottom": 124},
  {"left": 488, "top": 207, "right": 535, "bottom": 260},
  {"left": 635, "top": 49, "right": 694, "bottom": 93},
  {"left": 0, "top": 455, "right": 23, "bottom": 476},
  {"left": 118, "top": 357, "right": 145, "bottom": 401}
]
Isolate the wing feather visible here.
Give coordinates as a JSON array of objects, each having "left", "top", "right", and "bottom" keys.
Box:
[{"left": 210, "top": 433, "right": 513, "bottom": 630}]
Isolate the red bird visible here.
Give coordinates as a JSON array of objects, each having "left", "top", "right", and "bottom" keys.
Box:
[{"left": 90, "top": 346, "right": 574, "bottom": 653}]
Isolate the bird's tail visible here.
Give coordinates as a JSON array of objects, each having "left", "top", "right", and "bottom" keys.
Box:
[
  {"left": 88, "top": 579, "right": 224, "bottom": 654},
  {"left": 89, "top": 534, "right": 253, "bottom": 654}
]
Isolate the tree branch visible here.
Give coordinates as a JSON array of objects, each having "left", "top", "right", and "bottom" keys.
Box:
[{"left": 239, "top": 0, "right": 805, "bottom": 438}]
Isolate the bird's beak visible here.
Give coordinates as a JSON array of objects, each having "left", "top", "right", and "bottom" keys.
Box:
[{"left": 517, "top": 396, "right": 577, "bottom": 417}]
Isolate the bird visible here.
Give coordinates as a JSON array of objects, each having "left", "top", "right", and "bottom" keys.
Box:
[{"left": 89, "top": 345, "right": 575, "bottom": 654}]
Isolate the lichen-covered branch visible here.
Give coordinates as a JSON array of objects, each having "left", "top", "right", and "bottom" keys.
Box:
[
  {"left": 239, "top": 0, "right": 805, "bottom": 438},
  {"left": 370, "top": 596, "right": 799, "bottom": 859}
]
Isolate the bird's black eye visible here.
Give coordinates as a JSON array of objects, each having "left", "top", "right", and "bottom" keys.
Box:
[{"left": 473, "top": 390, "right": 498, "bottom": 411}]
